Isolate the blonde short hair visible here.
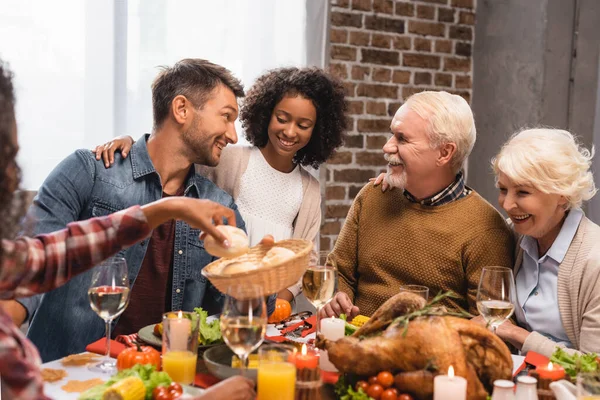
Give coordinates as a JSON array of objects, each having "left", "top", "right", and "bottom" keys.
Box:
[
  {"left": 492, "top": 128, "right": 597, "bottom": 209},
  {"left": 404, "top": 91, "right": 476, "bottom": 173}
]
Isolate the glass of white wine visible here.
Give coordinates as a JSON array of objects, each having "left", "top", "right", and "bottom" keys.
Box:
[
  {"left": 220, "top": 284, "right": 267, "bottom": 377},
  {"left": 302, "top": 252, "right": 338, "bottom": 338},
  {"left": 577, "top": 371, "right": 600, "bottom": 399},
  {"left": 87, "top": 257, "right": 130, "bottom": 373},
  {"left": 476, "top": 266, "right": 516, "bottom": 334}
]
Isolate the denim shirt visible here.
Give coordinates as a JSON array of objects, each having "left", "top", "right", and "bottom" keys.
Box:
[{"left": 17, "top": 135, "right": 270, "bottom": 362}]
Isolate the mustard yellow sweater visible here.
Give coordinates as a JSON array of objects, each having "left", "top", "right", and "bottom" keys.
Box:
[{"left": 332, "top": 183, "right": 515, "bottom": 316}]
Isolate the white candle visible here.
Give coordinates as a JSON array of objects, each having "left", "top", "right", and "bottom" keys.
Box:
[
  {"left": 433, "top": 366, "right": 467, "bottom": 400},
  {"left": 319, "top": 317, "right": 345, "bottom": 372},
  {"left": 168, "top": 311, "right": 192, "bottom": 352}
]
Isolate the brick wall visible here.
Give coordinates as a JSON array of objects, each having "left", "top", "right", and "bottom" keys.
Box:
[{"left": 321, "top": 0, "right": 476, "bottom": 251}]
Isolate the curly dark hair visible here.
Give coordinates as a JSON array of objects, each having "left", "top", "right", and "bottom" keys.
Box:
[
  {"left": 0, "top": 60, "right": 25, "bottom": 263},
  {"left": 240, "top": 67, "right": 347, "bottom": 168}
]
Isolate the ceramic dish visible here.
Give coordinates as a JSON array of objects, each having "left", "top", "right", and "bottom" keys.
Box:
[{"left": 203, "top": 345, "right": 258, "bottom": 382}]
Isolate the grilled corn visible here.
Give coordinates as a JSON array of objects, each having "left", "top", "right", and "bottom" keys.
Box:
[
  {"left": 102, "top": 376, "right": 145, "bottom": 400},
  {"left": 351, "top": 315, "right": 370, "bottom": 327}
]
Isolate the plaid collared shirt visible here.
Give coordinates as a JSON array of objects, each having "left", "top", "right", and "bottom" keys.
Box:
[
  {"left": 404, "top": 171, "right": 472, "bottom": 206},
  {"left": 0, "top": 206, "right": 150, "bottom": 400}
]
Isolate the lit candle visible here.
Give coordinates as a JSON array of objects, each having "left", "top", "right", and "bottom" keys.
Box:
[
  {"left": 289, "top": 344, "right": 319, "bottom": 369},
  {"left": 319, "top": 317, "right": 345, "bottom": 372},
  {"left": 536, "top": 362, "right": 566, "bottom": 381},
  {"left": 433, "top": 366, "right": 467, "bottom": 400},
  {"left": 169, "top": 311, "right": 191, "bottom": 352}
]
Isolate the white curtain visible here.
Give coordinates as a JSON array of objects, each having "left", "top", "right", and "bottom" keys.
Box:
[{"left": 0, "top": 0, "right": 329, "bottom": 189}]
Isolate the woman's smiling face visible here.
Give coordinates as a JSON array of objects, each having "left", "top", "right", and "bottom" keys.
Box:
[
  {"left": 497, "top": 172, "right": 568, "bottom": 243},
  {"left": 266, "top": 94, "right": 316, "bottom": 158}
]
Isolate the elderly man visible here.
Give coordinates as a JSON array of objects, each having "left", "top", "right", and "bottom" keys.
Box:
[
  {"left": 322, "top": 91, "right": 513, "bottom": 318},
  {"left": 2, "top": 58, "right": 275, "bottom": 362}
]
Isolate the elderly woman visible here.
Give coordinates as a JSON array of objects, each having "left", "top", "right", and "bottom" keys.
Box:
[{"left": 489, "top": 128, "right": 599, "bottom": 357}]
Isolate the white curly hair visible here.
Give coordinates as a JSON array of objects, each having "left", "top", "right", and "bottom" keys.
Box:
[{"left": 492, "top": 128, "right": 597, "bottom": 209}]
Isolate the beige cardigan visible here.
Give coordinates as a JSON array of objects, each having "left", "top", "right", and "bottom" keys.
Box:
[
  {"left": 516, "top": 216, "right": 600, "bottom": 357},
  {"left": 196, "top": 145, "right": 321, "bottom": 249}
]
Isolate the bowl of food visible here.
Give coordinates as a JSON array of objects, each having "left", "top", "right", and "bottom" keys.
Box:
[{"left": 203, "top": 345, "right": 259, "bottom": 382}]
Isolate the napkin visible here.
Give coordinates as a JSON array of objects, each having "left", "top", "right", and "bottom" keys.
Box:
[
  {"left": 525, "top": 351, "right": 550, "bottom": 368},
  {"left": 85, "top": 333, "right": 142, "bottom": 357},
  {"left": 194, "top": 373, "right": 221, "bottom": 389},
  {"left": 85, "top": 338, "right": 127, "bottom": 358}
]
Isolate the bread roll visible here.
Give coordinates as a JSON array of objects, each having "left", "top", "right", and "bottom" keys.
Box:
[
  {"left": 204, "top": 225, "right": 249, "bottom": 258},
  {"left": 261, "top": 246, "right": 295, "bottom": 266},
  {"left": 220, "top": 261, "right": 260, "bottom": 275}
]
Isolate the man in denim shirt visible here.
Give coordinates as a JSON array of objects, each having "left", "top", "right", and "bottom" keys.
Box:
[{"left": 5, "top": 59, "right": 275, "bottom": 362}]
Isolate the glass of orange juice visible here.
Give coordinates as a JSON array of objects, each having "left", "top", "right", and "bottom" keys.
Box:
[
  {"left": 257, "top": 344, "right": 296, "bottom": 400},
  {"left": 161, "top": 311, "right": 199, "bottom": 385},
  {"left": 578, "top": 372, "right": 600, "bottom": 399}
]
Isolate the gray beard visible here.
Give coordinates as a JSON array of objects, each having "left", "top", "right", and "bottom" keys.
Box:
[{"left": 385, "top": 166, "right": 407, "bottom": 189}]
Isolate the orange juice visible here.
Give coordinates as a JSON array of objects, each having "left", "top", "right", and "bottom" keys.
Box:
[
  {"left": 162, "top": 351, "right": 197, "bottom": 384},
  {"left": 257, "top": 362, "right": 296, "bottom": 400}
]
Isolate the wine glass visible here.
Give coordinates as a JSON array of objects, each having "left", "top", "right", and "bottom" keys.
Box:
[
  {"left": 302, "top": 252, "right": 338, "bottom": 337},
  {"left": 476, "top": 266, "right": 516, "bottom": 334},
  {"left": 220, "top": 284, "right": 267, "bottom": 376},
  {"left": 87, "top": 257, "right": 130, "bottom": 373},
  {"left": 399, "top": 284, "right": 429, "bottom": 301}
]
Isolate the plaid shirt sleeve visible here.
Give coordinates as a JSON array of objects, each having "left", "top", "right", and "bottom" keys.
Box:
[{"left": 0, "top": 205, "right": 151, "bottom": 400}]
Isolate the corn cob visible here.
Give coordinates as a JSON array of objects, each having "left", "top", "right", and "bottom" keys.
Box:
[
  {"left": 350, "top": 315, "right": 370, "bottom": 328},
  {"left": 102, "top": 376, "right": 145, "bottom": 400},
  {"left": 231, "top": 354, "right": 259, "bottom": 369}
]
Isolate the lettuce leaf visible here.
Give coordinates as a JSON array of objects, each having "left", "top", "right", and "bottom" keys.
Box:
[
  {"left": 194, "top": 307, "right": 223, "bottom": 345},
  {"left": 550, "top": 347, "right": 599, "bottom": 378},
  {"left": 78, "top": 364, "right": 172, "bottom": 400}
]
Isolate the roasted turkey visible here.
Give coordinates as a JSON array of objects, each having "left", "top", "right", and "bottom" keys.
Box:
[{"left": 316, "top": 292, "right": 512, "bottom": 400}]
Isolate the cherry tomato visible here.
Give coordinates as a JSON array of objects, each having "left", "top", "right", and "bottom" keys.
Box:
[
  {"left": 168, "top": 382, "right": 183, "bottom": 398},
  {"left": 368, "top": 375, "right": 380, "bottom": 385},
  {"left": 152, "top": 386, "right": 172, "bottom": 400},
  {"left": 381, "top": 388, "right": 399, "bottom": 400},
  {"left": 377, "top": 371, "right": 394, "bottom": 388},
  {"left": 356, "top": 380, "right": 369, "bottom": 392},
  {"left": 367, "top": 383, "right": 384, "bottom": 400},
  {"left": 398, "top": 394, "right": 414, "bottom": 400}
]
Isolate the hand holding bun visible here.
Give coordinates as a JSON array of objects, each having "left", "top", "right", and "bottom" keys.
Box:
[
  {"left": 204, "top": 225, "right": 249, "bottom": 258},
  {"left": 261, "top": 246, "right": 296, "bottom": 266}
]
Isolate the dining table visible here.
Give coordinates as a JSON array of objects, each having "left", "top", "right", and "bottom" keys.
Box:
[{"left": 40, "top": 315, "right": 526, "bottom": 400}]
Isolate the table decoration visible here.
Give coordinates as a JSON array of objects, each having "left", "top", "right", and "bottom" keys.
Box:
[
  {"left": 433, "top": 366, "right": 467, "bottom": 400},
  {"left": 162, "top": 311, "right": 199, "bottom": 385},
  {"left": 290, "top": 344, "right": 322, "bottom": 400},
  {"left": 319, "top": 317, "right": 344, "bottom": 372}
]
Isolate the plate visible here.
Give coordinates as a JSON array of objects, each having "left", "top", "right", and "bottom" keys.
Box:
[
  {"left": 137, "top": 315, "right": 222, "bottom": 349},
  {"left": 203, "top": 345, "right": 258, "bottom": 382},
  {"left": 182, "top": 384, "right": 204, "bottom": 398}
]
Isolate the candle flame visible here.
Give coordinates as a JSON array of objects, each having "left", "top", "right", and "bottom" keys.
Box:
[
  {"left": 548, "top": 362, "right": 553, "bottom": 370},
  {"left": 301, "top": 344, "right": 307, "bottom": 356},
  {"left": 178, "top": 310, "right": 183, "bottom": 319},
  {"left": 448, "top": 365, "right": 455, "bottom": 378}
]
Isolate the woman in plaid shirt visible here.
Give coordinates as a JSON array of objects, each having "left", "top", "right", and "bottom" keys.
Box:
[{"left": 0, "top": 62, "right": 256, "bottom": 399}]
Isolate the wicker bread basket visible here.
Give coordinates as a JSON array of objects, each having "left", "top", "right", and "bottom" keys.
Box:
[{"left": 201, "top": 239, "right": 313, "bottom": 296}]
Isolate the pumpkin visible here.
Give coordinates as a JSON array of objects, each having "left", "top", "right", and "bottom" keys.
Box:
[
  {"left": 267, "top": 298, "right": 292, "bottom": 323},
  {"left": 116, "top": 343, "right": 161, "bottom": 371}
]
